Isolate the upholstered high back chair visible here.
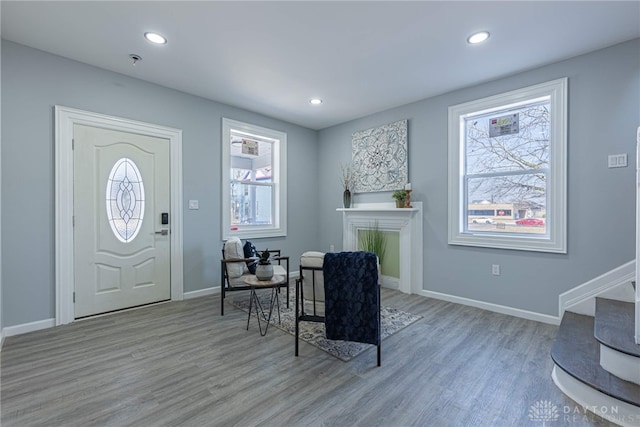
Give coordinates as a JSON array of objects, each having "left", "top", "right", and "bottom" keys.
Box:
[{"left": 295, "top": 251, "right": 381, "bottom": 366}]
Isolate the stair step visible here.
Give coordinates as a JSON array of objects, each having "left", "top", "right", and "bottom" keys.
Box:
[
  {"left": 595, "top": 298, "right": 640, "bottom": 357},
  {"left": 551, "top": 312, "right": 640, "bottom": 407}
]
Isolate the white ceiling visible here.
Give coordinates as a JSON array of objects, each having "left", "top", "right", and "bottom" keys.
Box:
[{"left": 2, "top": 1, "right": 639, "bottom": 130}]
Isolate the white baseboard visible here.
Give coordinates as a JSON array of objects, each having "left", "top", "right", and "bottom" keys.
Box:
[
  {"left": 2, "top": 285, "right": 224, "bottom": 338},
  {"left": 1, "top": 275, "right": 306, "bottom": 338},
  {"left": 419, "top": 289, "right": 560, "bottom": 325},
  {"left": 183, "top": 273, "right": 299, "bottom": 301},
  {"left": 4, "top": 318, "right": 56, "bottom": 337},
  {"left": 381, "top": 275, "right": 399, "bottom": 290},
  {"left": 183, "top": 286, "right": 220, "bottom": 299}
]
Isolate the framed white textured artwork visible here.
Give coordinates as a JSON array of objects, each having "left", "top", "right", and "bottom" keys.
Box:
[{"left": 352, "top": 119, "right": 408, "bottom": 193}]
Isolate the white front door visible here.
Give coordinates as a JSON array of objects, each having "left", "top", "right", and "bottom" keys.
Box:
[{"left": 73, "top": 124, "right": 171, "bottom": 318}]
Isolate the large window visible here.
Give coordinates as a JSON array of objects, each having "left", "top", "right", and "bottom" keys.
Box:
[
  {"left": 222, "top": 118, "right": 287, "bottom": 239},
  {"left": 448, "top": 78, "right": 567, "bottom": 253}
]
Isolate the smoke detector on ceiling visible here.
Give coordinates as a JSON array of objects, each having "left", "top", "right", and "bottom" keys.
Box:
[{"left": 129, "top": 54, "right": 142, "bottom": 66}]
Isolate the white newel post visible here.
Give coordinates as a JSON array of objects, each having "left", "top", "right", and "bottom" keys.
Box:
[{"left": 338, "top": 202, "right": 423, "bottom": 294}]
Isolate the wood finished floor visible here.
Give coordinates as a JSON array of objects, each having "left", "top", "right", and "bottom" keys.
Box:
[{"left": 1, "top": 289, "right": 617, "bottom": 427}]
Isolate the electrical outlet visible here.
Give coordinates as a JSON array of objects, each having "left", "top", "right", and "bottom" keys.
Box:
[{"left": 492, "top": 264, "right": 501, "bottom": 276}]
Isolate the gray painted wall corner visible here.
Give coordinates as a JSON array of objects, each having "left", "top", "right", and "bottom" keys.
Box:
[
  {"left": 0, "top": 40, "right": 319, "bottom": 327},
  {"left": 318, "top": 38, "right": 640, "bottom": 317}
]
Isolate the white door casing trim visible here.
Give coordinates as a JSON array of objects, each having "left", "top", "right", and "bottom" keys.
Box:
[{"left": 55, "top": 106, "right": 184, "bottom": 325}]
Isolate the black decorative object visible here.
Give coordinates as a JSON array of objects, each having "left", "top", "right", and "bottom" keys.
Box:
[
  {"left": 343, "top": 189, "right": 352, "bottom": 208},
  {"left": 295, "top": 252, "right": 382, "bottom": 367},
  {"left": 323, "top": 251, "right": 380, "bottom": 345},
  {"left": 243, "top": 240, "right": 258, "bottom": 274},
  {"left": 340, "top": 162, "right": 354, "bottom": 208}
]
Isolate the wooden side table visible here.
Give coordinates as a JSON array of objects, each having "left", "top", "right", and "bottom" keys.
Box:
[{"left": 244, "top": 275, "right": 285, "bottom": 336}]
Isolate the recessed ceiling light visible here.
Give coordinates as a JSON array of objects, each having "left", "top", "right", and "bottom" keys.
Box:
[
  {"left": 467, "top": 31, "right": 490, "bottom": 44},
  {"left": 144, "top": 32, "right": 167, "bottom": 45},
  {"left": 309, "top": 98, "right": 323, "bottom": 105}
]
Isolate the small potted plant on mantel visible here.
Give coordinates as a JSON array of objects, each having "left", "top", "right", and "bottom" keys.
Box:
[
  {"left": 392, "top": 190, "right": 407, "bottom": 208},
  {"left": 255, "top": 249, "right": 274, "bottom": 281}
]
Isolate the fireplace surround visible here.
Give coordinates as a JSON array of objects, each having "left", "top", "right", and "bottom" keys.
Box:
[{"left": 338, "top": 202, "right": 423, "bottom": 294}]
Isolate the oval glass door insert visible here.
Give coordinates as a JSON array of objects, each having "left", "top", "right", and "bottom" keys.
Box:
[{"left": 106, "top": 157, "right": 145, "bottom": 242}]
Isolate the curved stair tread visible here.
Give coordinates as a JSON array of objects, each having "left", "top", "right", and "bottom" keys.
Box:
[
  {"left": 551, "top": 312, "right": 640, "bottom": 407},
  {"left": 594, "top": 298, "right": 640, "bottom": 357}
]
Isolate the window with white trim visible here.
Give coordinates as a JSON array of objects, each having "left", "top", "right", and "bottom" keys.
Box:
[
  {"left": 222, "top": 118, "right": 287, "bottom": 239},
  {"left": 448, "top": 78, "right": 567, "bottom": 253}
]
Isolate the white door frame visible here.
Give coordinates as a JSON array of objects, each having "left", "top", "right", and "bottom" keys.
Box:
[{"left": 55, "top": 106, "right": 184, "bottom": 325}]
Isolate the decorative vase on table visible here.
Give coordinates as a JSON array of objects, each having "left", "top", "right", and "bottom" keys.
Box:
[
  {"left": 343, "top": 189, "right": 352, "bottom": 208},
  {"left": 255, "top": 264, "right": 274, "bottom": 281},
  {"left": 255, "top": 249, "right": 274, "bottom": 281}
]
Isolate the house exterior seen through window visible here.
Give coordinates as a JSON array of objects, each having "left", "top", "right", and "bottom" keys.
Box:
[
  {"left": 222, "top": 118, "right": 287, "bottom": 240},
  {"left": 448, "top": 78, "right": 567, "bottom": 253}
]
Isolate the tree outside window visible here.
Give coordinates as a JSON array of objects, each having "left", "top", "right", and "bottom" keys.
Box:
[
  {"left": 448, "top": 78, "right": 567, "bottom": 253},
  {"left": 465, "top": 99, "right": 549, "bottom": 235}
]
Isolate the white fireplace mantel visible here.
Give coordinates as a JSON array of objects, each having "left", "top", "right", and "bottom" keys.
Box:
[{"left": 337, "top": 202, "right": 423, "bottom": 294}]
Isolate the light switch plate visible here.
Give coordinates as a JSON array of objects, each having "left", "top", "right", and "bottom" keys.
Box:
[
  {"left": 608, "top": 154, "right": 627, "bottom": 168},
  {"left": 188, "top": 200, "right": 199, "bottom": 210},
  {"left": 492, "top": 264, "right": 500, "bottom": 276}
]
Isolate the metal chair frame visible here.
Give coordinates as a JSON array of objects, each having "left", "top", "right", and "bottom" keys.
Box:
[{"left": 220, "top": 248, "right": 289, "bottom": 316}]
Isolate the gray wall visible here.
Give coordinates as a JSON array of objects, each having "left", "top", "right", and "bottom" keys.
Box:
[
  {"left": 317, "top": 39, "right": 640, "bottom": 316},
  {"left": 1, "top": 40, "right": 319, "bottom": 327},
  {"left": 2, "top": 37, "right": 638, "bottom": 328}
]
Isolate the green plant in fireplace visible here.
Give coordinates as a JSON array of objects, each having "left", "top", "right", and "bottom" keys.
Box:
[{"left": 359, "top": 222, "right": 387, "bottom": 264}]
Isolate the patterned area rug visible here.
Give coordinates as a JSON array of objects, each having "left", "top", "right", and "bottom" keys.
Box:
[{"left": 230, "top": 288, "right": 422, "bottom": 361}]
